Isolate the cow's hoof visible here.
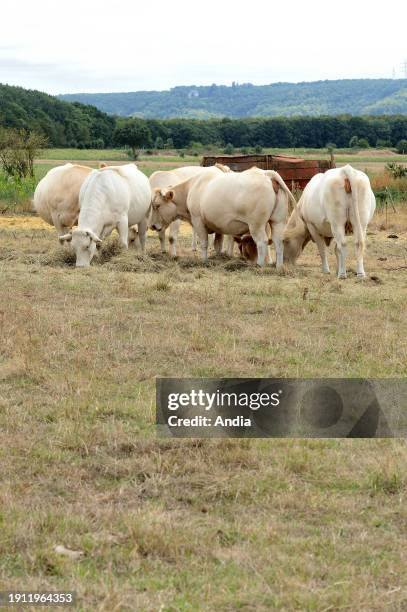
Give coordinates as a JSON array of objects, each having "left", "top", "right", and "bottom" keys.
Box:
[
  {"left": 338, "top": 273, "right": 347, "bottom": 280},
  {"left": 357, "top": 273, "right": 366, "bottom": 279}
]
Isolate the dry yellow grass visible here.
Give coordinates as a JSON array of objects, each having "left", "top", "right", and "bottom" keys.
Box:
[{"left": 0, "top": 210, "right": 407, "bottom": 610}]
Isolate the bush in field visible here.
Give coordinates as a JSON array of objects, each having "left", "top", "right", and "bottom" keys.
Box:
[
  {"left": 349, "top": 136, "right": 359, "bottom": 149},
  {"left": 358, "top": 138, "right": 370, "bottom": 149},
  {"left": 253, "top": 145, "right": 263, "bottom": 154},
  {"left": 154, "top": 137, "right": 164, "bottom": 149},
  {"left": 223, "top": 143, "right": 234, "bottom": 154},
  {"left": 326, "top": 142, "right": 337, "bottom": 152},
  {"left": 396, "top": 140, "right": 407, "bottom": 154},
  {"left": 165, "top": 138, "right": 174, "bottom": 149},
  {"left": 386, "top": 162, "right": 407, "bottom": 178},
  {"left": 0, "top": 128, "right": 47, "bottom": 179}
]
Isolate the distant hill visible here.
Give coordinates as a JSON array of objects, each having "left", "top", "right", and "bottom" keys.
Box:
[
  {"left": 0, "top": 83, "right": 115, "bottom": 147},
  {"left": 58, "top": 79, "right": 407, "bottom": 118}
]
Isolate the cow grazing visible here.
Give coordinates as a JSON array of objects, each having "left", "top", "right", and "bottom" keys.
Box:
[
  {"left": 234, "top": 222, "right": 273, "bottom": 262},
  {"left": 150, "top": 166, "right": 296, "bottom": 268},
  {"left": 283, "top": 165, "right": 376, "bottom": 278},
  {"left": 149, "top": 164, "right": 230, "bottom": 256},
  {"left": 33, "top": 163, "right": 92, "bottom": 236},
  {"left": 150, "top": 166, "right": 226, "bottom": 254},
  {"left": 59, "top": 163, "right": 151, "bottom": 267}
]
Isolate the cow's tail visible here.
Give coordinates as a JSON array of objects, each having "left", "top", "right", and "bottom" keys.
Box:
[
  {"left": 267, "top": 170, "right": 299, "bottom": 217},
  {"left": 341, "top": 164, "right": 364, "bottom": 248}
]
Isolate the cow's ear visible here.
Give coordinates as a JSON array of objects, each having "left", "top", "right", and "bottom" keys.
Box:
[
  {"left": 99, "top": 162, "right": 107, "bottom": 169},
  {"left": 59, "top": 233, "right": 72, "bottom": 243},
  {"left": 85, "top": 230, "right": 102, "bottom": 244},
  {"left": 162, "top": 189, "right": 174, "bottom": 201}
]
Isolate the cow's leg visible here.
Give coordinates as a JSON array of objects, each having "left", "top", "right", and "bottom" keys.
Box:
[
  {"left": 128, "top": 225, "right": 140, "bottom": 250},
  {"left": 191, "top": 216, "right": 209, "bottom": 261},
  {"left": 158, "top": 228, "right": 166, "bottom": 253},
  {"left": 353, "top": 230, "right": 366, "bottom": 278},
  {"left": 191, "top": 227, "right": 198, "bottom": 252},
  {"left": 214, "top": 233, "right": 223, "bottom": 256},
  {"left": 225, "top": 235, "right": 234, "bottom": 257},
  {"left": 168, "top": 219, "right": 181, "bottom": 257},
  {"left": 117, "top": 217, "right": 129, "bottom": 248},
  {"left": 332, "top": 230, "right": 347, "bottom": 278},
  {"left": 137, "top": 217, "right": 147, "bottom": 254},
  {"left": 308, "top": 223, "right": 330, "bottom": 274},
  {"left": 249, "top": 224, "right": 269, "bottom": 267},
  {"left": 270, "top": 222, "right": 285, "bottom": 270},
  {"left": 355, "top": 241, "right": 366, "bottom": 278},
  {"left": 52, "top": 211, "right": 71, "bottom": 244}
]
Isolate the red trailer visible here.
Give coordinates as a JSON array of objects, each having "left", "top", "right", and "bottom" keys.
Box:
[{"left": 201, "top": 153, "right": 335, "bottom": 190}]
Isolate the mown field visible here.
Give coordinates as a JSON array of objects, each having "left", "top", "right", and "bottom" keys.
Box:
[{"left": 0, "top": 151, "right": 407, "bottom": 610}]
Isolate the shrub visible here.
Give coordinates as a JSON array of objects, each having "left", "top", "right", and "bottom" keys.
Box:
[
  {"left": 0, "top": 128, "right": 47, "bottom": 179},
  {"left": 358, "top": 138, "right": 370, "bottom": 149},
  {"left": 396, "top": 140, "right": 407, "bottom": 154},
  {"left": 254, "top": 145, "right": 263, "bottom": 154},
  {"left": 349, "top": 136, "right": 359, "bottom": 148},
  {"left": 386, "top": 162, "right": 407, "bottom": 179},
  {"left": 223, "top": 143, "right": 234, "bottom": 155}
]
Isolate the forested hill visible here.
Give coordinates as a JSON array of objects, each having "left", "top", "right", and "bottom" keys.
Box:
[
  {"left": 0, "top": 83, "right": 115, "bottom": 147},
  {"left": 58, "top": 79, "right": 407, "bottom": 118}
]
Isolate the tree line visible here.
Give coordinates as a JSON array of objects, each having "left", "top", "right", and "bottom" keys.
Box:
[
  {"left": 115, "top": 116, "right": 407, "bottom": 152},
  {"left": 1, "top": 83, "right": 406, "bottom": 150}
]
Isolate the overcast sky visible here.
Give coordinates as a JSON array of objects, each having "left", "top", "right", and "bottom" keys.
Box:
[{"left": 0, "top": 0, "right": 406, "bottom": 95}]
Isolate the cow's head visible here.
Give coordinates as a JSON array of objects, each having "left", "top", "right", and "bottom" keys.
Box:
[
  {"left": 283, "top": 217, "right": 310, "bottom": 264},
  {"left": 59, "top": 229, "right": 102, "bottom": 267},
  {"left": 235, "top": 235, "right": 273, "bottom": 262},
  {"left": 149, "top": 187, "right": 177, "bottom": 232}
]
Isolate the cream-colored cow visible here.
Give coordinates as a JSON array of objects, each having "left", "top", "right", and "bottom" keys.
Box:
[
  {"left": 149, "top": 164, "right": 231, "bottom": 256},
  {"left": 33, "top": 163, "right": 92, "bottom": 236},
  {"left": 150, "top": 166, "right": 297, "bottom": 268},
  {"left": 283, "top": 165, "right": 376, "bottom": 278}
]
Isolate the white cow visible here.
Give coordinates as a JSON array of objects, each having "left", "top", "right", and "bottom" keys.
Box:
[
  {"left": 59, "top": 163, "right": 151, "bottom": 267},
  {"left": 283, "top": 165, "right": 376, "bottom": 278},
  {"left": 149, "top": 164, "right": 231, "bottom": 256},
  {"left": 150, "top": 166, "right": 297, "bottom": 268},
  {"left": 33, "top": 163, "right": 92, "bottom": 236},
  {"left": 149, "top": 166, "right": 204, "bottom": 256}
]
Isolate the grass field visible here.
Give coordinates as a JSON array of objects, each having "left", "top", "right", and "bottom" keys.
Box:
[
  {"left": 0, "top": 209, "right": 407, "bottom": 609},
  {"left": 1, "top": 151, "right": 407, "bottom": 609}
]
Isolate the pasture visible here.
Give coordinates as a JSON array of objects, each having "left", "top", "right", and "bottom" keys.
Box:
[{"left": 0, "top": 152, "right": 407, "bottom": 610}]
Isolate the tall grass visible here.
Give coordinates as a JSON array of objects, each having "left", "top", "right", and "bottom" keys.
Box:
[
  {"left": 370, "top": 171, "right": 407, "bottom": 207},
  {"left": 0, "top": 172, "right": 36, "bottom": 212}
]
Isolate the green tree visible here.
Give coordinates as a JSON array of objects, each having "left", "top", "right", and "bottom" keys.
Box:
[
  {"left": 113, "top": 119, "right": 152, "bottom": 158},
  {"left": 396, "top": 139, "right": 407, "bottom": 154}
]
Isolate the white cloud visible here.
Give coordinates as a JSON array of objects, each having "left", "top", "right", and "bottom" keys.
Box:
[{"left": 0, "top": 0, "right": 406, "bottom": 94}]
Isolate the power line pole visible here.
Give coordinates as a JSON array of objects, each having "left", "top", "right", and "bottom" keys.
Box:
[{"left": 401, "top": 60, "right": 407, "bottom": 78}]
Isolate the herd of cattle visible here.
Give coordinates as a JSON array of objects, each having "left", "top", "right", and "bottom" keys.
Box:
[{"left": 33, "top": 161, "right": 376, "bottom": 277}]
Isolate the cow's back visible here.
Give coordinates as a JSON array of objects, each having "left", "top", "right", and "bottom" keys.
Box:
[
  {"left": 34, "top": 163, "right": 92, "bottom": 226},
  {"left": 105, "top": 164, "right": 151, "bottom": 225}
]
